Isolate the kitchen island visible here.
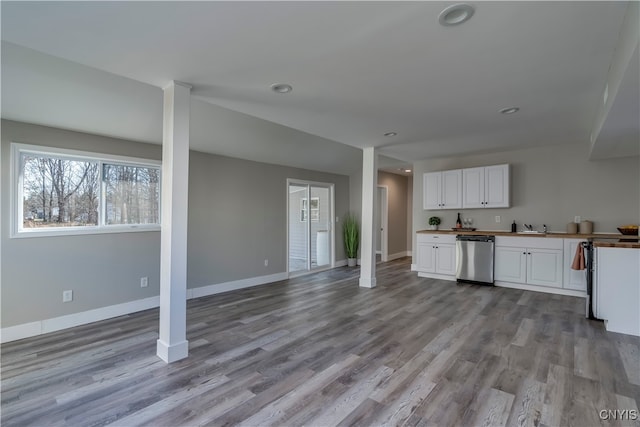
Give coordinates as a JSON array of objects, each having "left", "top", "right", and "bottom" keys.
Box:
[{"left": 594, "top": 243, "right": 640, "bottom": 336}]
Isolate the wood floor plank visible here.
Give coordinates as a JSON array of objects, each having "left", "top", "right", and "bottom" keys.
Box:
[{"left": 1, "top": 257, "right": 638, "bottom": 426}]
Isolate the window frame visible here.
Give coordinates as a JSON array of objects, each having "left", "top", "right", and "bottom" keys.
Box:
[
  {"left": 11, "top": 143, "right": 162, "bottom": 238},
  {"left": 300, "top": 197, "right": 320, "bottom": 222}
]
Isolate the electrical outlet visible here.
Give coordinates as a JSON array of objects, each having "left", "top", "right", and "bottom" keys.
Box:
[
  {"left": 574, "top": 216, "right": 581, "bottom": 223},
  {"left": 140, "top": 277, "right": 148, "bottom": 288},
  {"left": 264, "top": 259, "right": 269, "bottom": 267},
  {"left": 62, "top": 290, "right": 73, "bottom": 303},
  {"left": 495, "top": 215, "right": 501, "bottom": 223},
  {"left": 336, "top": 216, "right": 339, "bottom": 222}
]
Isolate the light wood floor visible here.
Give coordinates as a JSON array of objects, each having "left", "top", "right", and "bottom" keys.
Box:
[{"left": 2, "top": 258, "right": 639, "bottom": 426}]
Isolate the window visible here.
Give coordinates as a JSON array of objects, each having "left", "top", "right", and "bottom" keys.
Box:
[
  {"left": 12, "top": 143, "right": 161, "bottom": 237},
  {"left": 300, "top": 197, "right": 319, "bottom": 222}
]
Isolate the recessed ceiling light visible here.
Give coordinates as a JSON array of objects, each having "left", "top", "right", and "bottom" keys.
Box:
[
  {"left": 404, "top": 169, "right": 412, "bottom": 173},
  {"left": 384, "top": 132, "right": 397, "bottom": 137},
  {"left": 439, "top": 3, "right": 475, "bottom": 26},
  {"left": 270, "top": 83, "right": 293, "bottom": 94},
  {"left": 499, "top": 107, "right": 520, "bottom": 115}
]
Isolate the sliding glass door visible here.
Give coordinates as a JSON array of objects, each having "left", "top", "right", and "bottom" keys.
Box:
[{"left": 288, "top": 180, "right": 333, "bottom": 275}]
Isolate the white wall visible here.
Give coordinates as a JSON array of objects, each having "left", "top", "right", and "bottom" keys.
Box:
[{"left": 412, "top": 143, "right": 640, "bottom": 256}]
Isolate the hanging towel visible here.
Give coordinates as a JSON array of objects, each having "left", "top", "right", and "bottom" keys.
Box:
[{"left": 571, "top": 243, "right": 586, "bottom": 270}]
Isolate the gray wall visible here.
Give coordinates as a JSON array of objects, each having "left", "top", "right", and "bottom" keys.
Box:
[
  {"left": 1, "top": 120, "right": 350, "bottom": 327},
  {"left": 378, "top": 171, "right": 410, "bottom": 256},
  {"left": 1, "top": 120, "right": 162, "bottom": 326},
  {"left": 188, "top": 151, "right": 349, "bottom": 288},
  {"left": 412, "top": 143, "right": 640, "bottom": 255}
]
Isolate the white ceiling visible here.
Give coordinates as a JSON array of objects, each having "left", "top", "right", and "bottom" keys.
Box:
[{"left": 1, "top": 1, "right": 638, "bottom": 175}]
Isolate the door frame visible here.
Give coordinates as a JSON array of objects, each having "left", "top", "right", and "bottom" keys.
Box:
[
  {"left": 378, "top": 185, "right": 388, "bottom": 263},
  {"left": 286, "top": 178, "right": 335, "bottom": 277}
]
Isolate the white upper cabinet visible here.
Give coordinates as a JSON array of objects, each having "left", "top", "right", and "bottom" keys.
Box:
[
  {"left": 423, "top": 172, "right": 442, "bottom": 210},
  {"left": 423, "top": 169, "right": 462, "bottom": 210},
  {"left": 462, "top": 164, "right": 510, "bottom": 208},
  {"left": 461, "top": 167, "right": 484, "bottom": 208}
]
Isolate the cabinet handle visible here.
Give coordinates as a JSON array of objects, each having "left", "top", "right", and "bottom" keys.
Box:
[
  {"left": 523, "top": 252, "right": 526, "bottom": 255},
  {"left": 528, "top": 252, "right": 531, "bottom": 255}
]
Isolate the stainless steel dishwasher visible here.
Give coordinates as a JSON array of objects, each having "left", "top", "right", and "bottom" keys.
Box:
[{"left": 456, "top": 235, "right": 495, "bottom": 285}]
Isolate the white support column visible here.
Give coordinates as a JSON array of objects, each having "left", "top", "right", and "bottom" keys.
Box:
[
  {"left": 359, "top": 147, "right": 377, "bottom": 288},
  {"left": 157, "top": 81, "right": 191, "bottom": 363}
]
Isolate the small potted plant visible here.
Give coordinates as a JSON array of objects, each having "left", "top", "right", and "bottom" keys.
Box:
[
  {"left": 343, "top": 213, "right": 360, "bottom": 267},
  {"left": 428, "top": 216, "right": 441, "bottom": 230}
]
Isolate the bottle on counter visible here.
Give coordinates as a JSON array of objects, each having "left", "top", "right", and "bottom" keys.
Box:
[
  {"left": 456, "top": 213, "right": 462, "bottom": 228},
  {"left": 511, "top": 221, "right": 517, "bottom": 233}
]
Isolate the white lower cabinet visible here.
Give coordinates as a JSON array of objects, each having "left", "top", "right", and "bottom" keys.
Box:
[
  {"left": 416, "top": 234, "right": 456, "bottom": 279},
  {"left": 563, "top": 239, "right": 587, "bottom": 291},
  {"left": 495, "top": 237, "right": 563, "bottom": 289},
  {"left": 417, "top": 234, "right": 586, "bottom": 294}
]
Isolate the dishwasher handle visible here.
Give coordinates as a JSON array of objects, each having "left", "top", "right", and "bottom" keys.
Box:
[{"left": 456, "top": 235, "right": 495, "bottom": 243}]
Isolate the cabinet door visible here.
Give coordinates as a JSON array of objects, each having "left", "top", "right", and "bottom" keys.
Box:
[
  {"left": 527, "top": 248, "right": 563, "bottom": 288},
  {"left": 563, "top": 239, "right": 587, "bottom": 291},
  {"left": 423, "top": 172, "right": 442, "bottom": 210},
  {"left": 484, "top": 164, "right": 510, "bottom": 208},
  {"left": 462, "top": 167, "right": 484, "bottom": 208},
  {"left": 417, "top": 243, "right": 436, "bottom": 273},
  {"left": 435, "top": 243, "right": 456, "bottom": 275},
  {"left": 441, "top": 170, "right": 462, "bottom": 209},
  {"left": 495, "top": 246, "right": 527, "bottom": 283}
]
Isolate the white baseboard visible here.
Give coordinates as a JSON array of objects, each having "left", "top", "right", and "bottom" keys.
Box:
[
  {"left": 495, "top": 281, "right": 586, "bottom": 298},
  {"left": 417, "top": 272, "right": 457, "bottom": 282},
  {"left": 1, "top": 271, "right": 289, "bottom": 343},
  {"left": 187, "top": 272, "right": 288, "bottom": 299},
  {"left": 387, "top": 251, "right": 411, "bottom": 261},
  {"left": 1, "top": 296, "right": 160, "bottom": 344},
  {"left": 359, "top": 277, "right": 377, "bottom": 288}
]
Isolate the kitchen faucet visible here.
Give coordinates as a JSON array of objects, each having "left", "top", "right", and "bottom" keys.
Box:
[{"left": 524, "top": 224, "right": 533, "bottom": 231}]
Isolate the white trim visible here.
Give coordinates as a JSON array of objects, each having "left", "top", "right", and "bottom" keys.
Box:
[
  {"left": 157, "top": 339, "right": 189, "bottom": 363},
  {"left": 417, "top": 272, "right": 457, "bottom": 282},
  {"left": 377, "top": 185, "right": 389, "bottom": 262},
  {"left": 11, "top": 142, "right": 161, "bottom": 239},
  {"left": 1, "top": 295, "right": 160, "bottom": 343},
  {"left": 11, "top": 226, "right": 161, "bottom": 239},
  {"left": 187, "top": 272, "right": 288, "bottom": 299},
  {"left": 1, "top": 271, "right": 291, "bottom": 343},
  {"left": 387, "top": 251, "right": 411, "bottom": 261},
  {"left": 286, "top": 178, "right": 335, "bottom": 277},
  {"left": 359, "top": 277, "right": 377, "bottom": 288},
  {"left": 495, "top": 281, "right": 586, "bottom": 297},
  {"left": 407, "top": 250, "right": 413, "bottom": 257},
  {"left": 335, "top": 259, "right": 347, "bottom": 267}
]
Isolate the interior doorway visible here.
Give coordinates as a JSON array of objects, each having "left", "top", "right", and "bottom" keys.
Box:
[
  {"left": 377, "top": 186, "right": 388, "bottom": 263},
  {"left": 287, "top": 180, "right": 334, "bottom": 276}
]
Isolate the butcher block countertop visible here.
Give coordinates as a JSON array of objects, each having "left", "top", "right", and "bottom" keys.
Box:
[
  {"left": 417, "top": 229, "right": 624, "bottom": 239},
  {"left": 417, "top": 229, "right": 640, "bottom": 248},
  {"left": 593, "top": 240, "right": 640, "bottom": 249}
]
